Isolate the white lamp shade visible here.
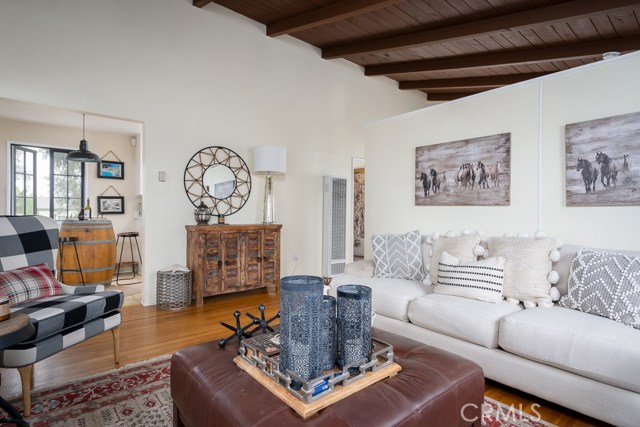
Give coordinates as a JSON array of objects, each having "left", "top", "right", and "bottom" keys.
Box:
[{"left": 252, "top": 146, "right": 286, "bottom": 174}]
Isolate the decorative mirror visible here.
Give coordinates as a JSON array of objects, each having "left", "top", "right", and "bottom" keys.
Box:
[{"left": 184, "top": 146, "right": 251, "bottom": 217}]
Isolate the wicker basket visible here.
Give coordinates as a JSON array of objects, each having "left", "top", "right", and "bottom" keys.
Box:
[{"left": 156, "top": 270, "right": 192, "bottom": 310}]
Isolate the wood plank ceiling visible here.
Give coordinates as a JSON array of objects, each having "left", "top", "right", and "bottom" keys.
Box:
[{"left": 195, "top": 0, "right": 640, "bottom": 101}]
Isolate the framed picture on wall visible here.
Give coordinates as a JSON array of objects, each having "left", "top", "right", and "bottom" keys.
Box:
[
  {"left": 565, "top": 111, "right": 640, "bottom": 206},
  {"left": 97, "top": 196, "right": 125, "bottom": 214},
  {"left": 97, "top": 161, "right": 125, "bottom": 179},
  {"left": 415, "top": 133, "right": 511, "bottom": 206}
]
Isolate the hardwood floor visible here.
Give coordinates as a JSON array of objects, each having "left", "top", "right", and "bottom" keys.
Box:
[{"left": 1, "top": 288, "right": 605, "bottom": 426}]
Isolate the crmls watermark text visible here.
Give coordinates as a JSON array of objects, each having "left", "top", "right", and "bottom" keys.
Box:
[{"left": 461, "top": 402, "right": 543, "bottom": 423}]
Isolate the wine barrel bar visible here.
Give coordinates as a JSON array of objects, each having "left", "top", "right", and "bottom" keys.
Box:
[{"left": 57, "top": 219, "right": 117, "bottom": 286}]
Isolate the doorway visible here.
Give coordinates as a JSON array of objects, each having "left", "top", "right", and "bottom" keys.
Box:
[{"left": 352, "top": 158, "right": 365, "bottom": 261}]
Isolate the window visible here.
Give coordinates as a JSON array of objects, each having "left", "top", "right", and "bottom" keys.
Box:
[{"left": 11, "top": 144, "right": 86, "bottom": 219}]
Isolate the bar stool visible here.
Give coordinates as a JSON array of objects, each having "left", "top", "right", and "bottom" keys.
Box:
[
  {"left": 115, "top": 231, "right": 142, "bottom": 285},
  {"left": 58, "top": 236, "right": 85, "bottom": 285}
]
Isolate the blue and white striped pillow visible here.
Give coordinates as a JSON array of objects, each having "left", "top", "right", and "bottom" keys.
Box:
[{"left": 435, "top": 251, "right": 505, "bottom": 303}]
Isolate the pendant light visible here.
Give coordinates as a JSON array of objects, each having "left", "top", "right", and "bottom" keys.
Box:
[{"left": 66, "top": 114, "right": 101, "bottom": 162}]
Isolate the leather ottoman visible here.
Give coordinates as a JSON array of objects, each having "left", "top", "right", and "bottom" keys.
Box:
[{"left": 171, "top": 330, "right": 484, "bottom": 427}]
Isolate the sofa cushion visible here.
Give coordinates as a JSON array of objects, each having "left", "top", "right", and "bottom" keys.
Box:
[
  {"left": 0, "top": 215, "right": 58, "bottom": 273},
  {"left": 329, "top": 274, "right": 428, "bottom": 322},
  {"left": 371, "top": 230, "right": 425, "bottom": 281},
  {"left": 434, "top": 251, "right": 505, "bottom": 303},
  {"left": 0, "top": 263, "right": 64, "bottom": 306},
  {"left": 499, "top": 306, "right": 640, "bottom": 393},
  {"left": 487, "top": 235, "right": 558, "bottom": 304},
  {"left": 429, "top": 233, "right": 481, "bottom": 285},
  {"left": 408, "top": 294, "right": 522, "bottom": 348},
  {"left": 559, "top": 248, "right": 640, "bottom": 329},
  {"left": 10, "top": 290, "right": 124, "bottom": 343}
]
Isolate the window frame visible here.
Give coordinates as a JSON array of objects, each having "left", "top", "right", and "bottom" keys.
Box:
[{"left": 9, "top": 142, "right": 86, "bottom": 219}]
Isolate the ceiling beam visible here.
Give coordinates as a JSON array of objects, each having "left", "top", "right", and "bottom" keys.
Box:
[
  {"left": 193, "top": 0, "right": 214, "bottom": 8},
  {"left": 323, "top": 0, "right": 640, "bottom": 59},
  {"left": 399, "top": 73, "right": 551, "bottom": 90},
  {"left": 365, "top": 36, "right": 640, "bottom": 76},
  {"left": 426, "top": 92, "right": 486, "bottom": 101},
  {"left": 266, "top": 0, "right": 405, "bottom": 37}
]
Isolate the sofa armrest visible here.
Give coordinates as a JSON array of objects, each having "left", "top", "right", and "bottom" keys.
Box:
[
  {"left": 344, "top": 259, "right": 375, "bottom": 277},
  {"left": 61, "top": 284, "right": 105, "bottom": 294}
]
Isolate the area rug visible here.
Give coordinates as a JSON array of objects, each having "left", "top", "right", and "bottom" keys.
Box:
[{"left": 5, "top": 356, "right": 556, "bottom": 427}]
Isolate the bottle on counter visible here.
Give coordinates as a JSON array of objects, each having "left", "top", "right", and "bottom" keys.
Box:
[
  {"left": 84, "top": 198, "right": 92, "bottom": 220},
  {"left": 78, "top": 208, "right": 85, "bottom": 221}
]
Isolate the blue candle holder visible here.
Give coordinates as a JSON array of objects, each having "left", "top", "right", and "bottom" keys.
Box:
[
  {"left": 321, "top": 295, "right": 337, "bottom": 371},
  {"left": 279, "top": 275, "right": 324, "bottom": 388},
  {"left": 336, "top": 284, "right": 372, "bottom": 369}
]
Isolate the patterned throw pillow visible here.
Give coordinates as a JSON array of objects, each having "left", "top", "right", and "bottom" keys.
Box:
[
  {"left": 429, "top": 233, "right": 481, "bottom": 286},
  {"left": 371, "top": 230, "right": 425, "bottom": 281},
  {"left": 0, "top": 263, "right": 65, "bottom": 306},
  {"left": 560, "top": 249, "right": 640, "bottom": 329},
  {"left": 487, "top": 235, "right": 558, "bottom": 305},
  {"left": 434, "top": 251, "right": 505, "bottom": 303}
]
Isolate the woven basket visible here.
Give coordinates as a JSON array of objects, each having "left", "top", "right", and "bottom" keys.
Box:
[{"left": 156, "top": 270, "right": 192, "bottom": 310}]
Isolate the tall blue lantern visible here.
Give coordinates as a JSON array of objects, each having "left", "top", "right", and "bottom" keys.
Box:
[
  {"left": 279, "top": 275, "right": 324, "bottom": 388},
  {"left": 336, "top": 284, "right": 372, "bottom": 369}
]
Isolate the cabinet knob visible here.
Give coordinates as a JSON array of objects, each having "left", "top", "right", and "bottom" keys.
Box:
[
  {"left": 257, "top": 256, "right": 262, "bottom": 262},
  {"left": 225, "top": 260, "right": 230, "bottom": 266},
  {"left": 217, "top": 260, "right": 222, "bottom": 268},
  {"left": 263, "top": 256, "right": 269, "bottom": 262}
]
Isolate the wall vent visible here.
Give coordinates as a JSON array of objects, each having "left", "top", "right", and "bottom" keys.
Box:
[{"left": 322, "top": 176, "right": 347, "bottom": 277}]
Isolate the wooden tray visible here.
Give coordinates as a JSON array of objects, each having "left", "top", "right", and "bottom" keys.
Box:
[{"left": 234, "top": 356, "right": 402, "bottom": 419}]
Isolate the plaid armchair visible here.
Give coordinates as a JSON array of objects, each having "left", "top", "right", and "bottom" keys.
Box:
[{"left": 0, "top": 215, "right": 123, "bottom": 417}]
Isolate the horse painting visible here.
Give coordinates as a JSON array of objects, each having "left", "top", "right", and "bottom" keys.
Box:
[
  {"left": 476, "top": 161, "right": 488, "bottom": 189},
  {"left": 576, "top": 158, "right": 598, "bottom": 194},
  {"left": 595, "top": 151, "right": 619, "bottom": 188},
  {"left": 420, "top": 172, "right": 431, "bottom": 197},
  {"left": 623, "top": 154, "right": 630, "bottom": 172}
]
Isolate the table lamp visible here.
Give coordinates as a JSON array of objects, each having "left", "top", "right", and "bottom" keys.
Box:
[{"left": 252, "top": 146, "right": 286, "bottom": 224}]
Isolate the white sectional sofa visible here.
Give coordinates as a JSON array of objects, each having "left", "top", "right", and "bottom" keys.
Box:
[{"left": 329, "top": 240, "right": 640, "bottom": 427}]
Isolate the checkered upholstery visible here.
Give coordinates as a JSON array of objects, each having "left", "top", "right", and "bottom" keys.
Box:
[
  {"left": 0, "top": 216, "right": 59, "bottom": 273},
  {"left": 0, "top": 215, "right": 123, "bottom": 369},
  {"left": 0, "top": 311, "right": 121, "bottom": 367}
]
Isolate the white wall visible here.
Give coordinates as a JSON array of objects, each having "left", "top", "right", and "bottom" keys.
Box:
[
  {"left": 0, "top": 0, "right": 426, "bottom": 305},
  {"left": 365, "top": 53, "right": 640, "bottom": 256}
]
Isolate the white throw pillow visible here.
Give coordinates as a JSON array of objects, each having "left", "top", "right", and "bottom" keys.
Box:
[
  {"left": 487, "top": 234, "right": 560, "bottom": 306},
  {"left": 429, "top": 232, "right": 482, "bottom": 286},
  {"left": 560, "top": 248, "right": 640, "bottom": 329},
  {"left": 371, "top": 230, "right": 425, "bottom": 281},
  {"left": 434, "top": 251, "right": 505, "bottom": 303}
]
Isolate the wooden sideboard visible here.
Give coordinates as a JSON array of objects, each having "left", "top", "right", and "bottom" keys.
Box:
[{"left": 186, "top": 224, "right": 282, "bottom": 306}]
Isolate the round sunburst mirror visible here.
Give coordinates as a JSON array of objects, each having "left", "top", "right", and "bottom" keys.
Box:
[{"left": 184, "top": 146, "right": 252, "bottom": 218}]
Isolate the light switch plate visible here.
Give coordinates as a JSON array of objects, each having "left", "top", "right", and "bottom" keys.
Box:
[{"left": 158, "top": 171, "right": 167, "bottom": 182}]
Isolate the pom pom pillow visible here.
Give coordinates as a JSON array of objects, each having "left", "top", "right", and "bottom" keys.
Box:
[
  {"left": 434, "top": 251, "right": 505, "bottom": 303},
  {"left": 487, "top": 234, "right": 561, "bottom": 307},
  {"left": 428, "top": 230, "right": 482, "bottom": 286},
  {"left": 371, "top": 230, "right": 425, "bottom": 281},
  {"left": 0, "top": 263, "right": 64, "bottom": 306},
  {"left": 560, "top": 249, "right": 640, "bottom": 329}
]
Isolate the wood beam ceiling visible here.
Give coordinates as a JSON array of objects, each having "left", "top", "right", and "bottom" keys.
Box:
[
  {"left": 366, "top": 36, "right": 640, "bottom": 76},
  {"left": 266, "top": 0, "right": 406, "bottom": 37},
  {"left": 426, "top": 91, "right": 490, "bottom": 101},
  {"left": 322, "top": 0, "right": 640, "bottom": 59},
  {"left": 398, "top": 73, "right": 551, "bottom": 90},
  {"left": 193, "top": 0, "right": 214, "bottom": 8}
]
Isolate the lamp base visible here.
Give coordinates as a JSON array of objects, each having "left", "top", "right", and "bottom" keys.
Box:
[{"left": 262, "top": 173, "right": 275, "bottom": 224}]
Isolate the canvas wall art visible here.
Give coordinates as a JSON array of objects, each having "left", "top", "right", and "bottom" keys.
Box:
[
  {"left": 415, "top": 133, "right": 511, "bottom": 206},
  {"left": 565, "top": 111, "right": 639, "bottom": 206}
]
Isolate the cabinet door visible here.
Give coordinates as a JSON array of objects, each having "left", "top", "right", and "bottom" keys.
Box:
[
  {"left": 222, "top": 231, "right": 242, "bottom": 289},
  {"left": 243, "top": 231, "right": 262, "bottom": 287},
  {"left": 204, "top": 232, "right": 224, "bottom": 295},
  {"left": 261, "top": 229, "right": 280, "bottom": 286}
]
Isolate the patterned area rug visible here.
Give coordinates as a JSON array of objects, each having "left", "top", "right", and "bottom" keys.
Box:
[{"left": 5, "top": 356, "right": 556, "bottom": 427}]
